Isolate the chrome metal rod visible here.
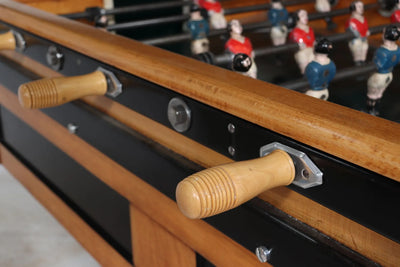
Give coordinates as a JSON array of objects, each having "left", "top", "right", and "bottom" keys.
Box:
[
  {"left": 62, "top": 0, "right": 313, "bottom": 21},
  {"left": 142, "top": 3, "right": 378, "bottom": 46},
  {"left": 106, "top": 14, "right": 190, "bottom": 31},
  {"left": 279, "top": 63, "right": 376, "bottom": 91},
  {"left": 215, "top": 23, "right": 392, "bottom": 65},
  {"left": 62, "top": 0, "right": 191, "bottom": 19}
]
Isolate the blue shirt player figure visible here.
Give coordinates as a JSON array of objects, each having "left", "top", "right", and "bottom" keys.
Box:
[
  {"left": 305, "top": 38, "right": 336, "bottom": 100},
  {"left": 268, "top": 0, "right": 289, "bottom": 46},
  {"left": 367, "top": 25, "right": 400, "bottom": 115},
  {"left": 187, "top": 4, "right": 210, "bottom": 55}
]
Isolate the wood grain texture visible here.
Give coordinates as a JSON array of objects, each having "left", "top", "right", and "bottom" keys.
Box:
[
  {"left": 0, "top": 0, "right": 398, "bottom": 181},
  {"left": 176, "top": 150, "right": 295, "bottom": 219},
  {"left": 0, "top": 31, "right": 16, "bottom": 51},
  {"left": 18, "top": 70, "right": 107, "bottom": 108},
  {"left": 0, "top": 144, "right": 132, "bottom": 267},
  {"left": 130, "top": 205, "right": 196, "bottom": 267},
  {"left": 0, "top": 85, "right": 266, "bottom": 267},
  {"left": 1, "top": 51, "right": 399, "bottom": 266},
  {"left": 260, "top": 188, "right": 400, "bottom": 267},
  {"left": 15, "top": 0, "right": 103, "bottom": 14}
]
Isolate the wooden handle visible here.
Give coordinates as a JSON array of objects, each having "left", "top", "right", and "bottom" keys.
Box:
[
  {"left": 18, "top": 71, "right": 107, "bottom": 108},
  {"left": 176, "top": 149, "right": 295, "bottom": 219},
  {"left": 0, "top": 31, "right": 16, "bottom": 50}
]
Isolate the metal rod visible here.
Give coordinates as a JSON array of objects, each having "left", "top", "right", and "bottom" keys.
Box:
[
  {"left": 62, "top": 0, "right": 313, "bottom": 22},
  {"left": 62, "top": 11, "right": 91, "bottom": 19},
  {"left": 215, "top": 23, "right": 392, "bottom": 65},
  {"left": 106, "top": 0, "right": 191, "bottom": 16},
  {"left": 142, "top": 3, "right": 377, "bottom": 46},
  {"left": 279, "top": 63, "right": 376, "bottom": 91},
  {"left": 61, "top": 0, "right": 191, "bottom": 19},
  {"left": 106, "top": 14, "right": 190, "bottom": 31},
  {"left": 224, "top": 0, "right": 313, "bottom": 15}
]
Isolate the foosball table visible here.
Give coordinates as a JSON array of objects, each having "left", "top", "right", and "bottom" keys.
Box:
[{"left": 0, "top": 0, "right": 399, "bottom": 266}]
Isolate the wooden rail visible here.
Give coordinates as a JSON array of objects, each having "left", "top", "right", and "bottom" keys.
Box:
[
  {"left": 0, "top": 85, "right": 266, "bottom": 267},
  {"left": 0, "top": 0, "right": 398, "bottom": 182},
  {"left": 1, "top": 50, "right": 399, "bottom": 266}
]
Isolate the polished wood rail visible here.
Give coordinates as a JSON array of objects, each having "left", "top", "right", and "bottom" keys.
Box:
[
  {"left": 176, "top": 150, "right": 295, "bottom": 219},
  {"left": 0, "top": 0, "right": 398, "bottom": 181},
  {"left": 15, "top": 0, "right": 103, "bottom": 14},
  {"left": 0, "top": 85, "right": 266, "bottom": 267},
  {"left": 1, "top": 50, "right": 399, "bottom": 266}
]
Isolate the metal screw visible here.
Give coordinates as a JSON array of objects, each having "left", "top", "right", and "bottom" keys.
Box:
[
  {"left": 302, "top": 169, "right": 310, "bottom": 180},
  {"left": 227, "top": 123, "right": 236, "bottom": 133},
  {"left": 255, "top": 246, "right": 272, "bottom": 263},
  {"left": 228, "top": 146, "right": 236, "bottom": 156},
  {"left": 46, "top": 46, "right": 64, "bottom": 71},
  {"left": 67, "top": 123, "right": 79, "bottom": 134},
  {"left": 167, "top": 98, "right": 191, "bottom": 133}
]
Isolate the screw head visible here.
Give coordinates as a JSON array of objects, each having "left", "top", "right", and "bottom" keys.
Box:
[
  {"left": 228, "top": 146, "right": 236, "bottom": 156},
  {"left": 255, "top": 246, "right": 272, "bottom": 263},
  {"left": 67, "top": 123, "right": 79, "bottom": 134},
  {"left": 227, "top": 123, "right": 236, "bottom": 133},
  {"left": 168, "top": 98, "right": 191, "bottom": 133},
  {"left": 46, "top": 45, "right": 64, "bottom": 71}
]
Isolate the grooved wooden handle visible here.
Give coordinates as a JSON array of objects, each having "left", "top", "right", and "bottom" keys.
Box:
[
  {"left": 0, "top": 31, "right": 16, "bottom": 50},
  {"left": 176, "top": 150, "right": 295, "bottom": 219},
  {"left": 18, "top": 70, "right": 107, "bottom": 109}
]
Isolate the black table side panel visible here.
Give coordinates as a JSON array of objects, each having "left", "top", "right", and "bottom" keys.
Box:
[{"left": 0, "top": 107, "right": 132, "bottom": 262}]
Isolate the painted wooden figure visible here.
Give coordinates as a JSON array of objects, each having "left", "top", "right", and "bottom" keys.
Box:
[
  {"left": 232, "top": 53, "right": 254, "bottom": 78},
  {"left": 197, "top": 0, "right": 227, "bottom": 29},
  {"left": 289, "top": 9, "right": 315, "bottom": 74},
  {"left": 268, "top": 0, "right": 289, "bottom": 46},
  {"left": 187, "top": 4, "right": 210, "bottom": 55},
  {"left": 225, "top": 19, "right": 257, "bottom": 79},
  {"left": 346, "top": 1, "right": 370, "bottom": 65},
  {"left": 315, "top": 0, "right": 336, "bottom": 29},
  {"left": 390, "top": 0, "right": 400, "bottom": 23},
  {"left": 367, "top": 25, "right": 400, "bottom": 115},
  {"left": 304, "top": 38, "right": 336, "bottom": 100}
]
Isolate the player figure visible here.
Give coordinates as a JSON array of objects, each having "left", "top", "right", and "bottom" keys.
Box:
[
  {"left": 289, "top": 9, "right": 315, "bottom": 74},
  {"left": 390, "top": 0, "right": 400, "bottom": 23},
  {"left": 268, "top": 0, "right": 289, "bottom": 46},
  {"left": 346, "top": 1, "right": 370, "bottom": 66},
  {"left": 187, "top": 4, "right": 210, "bottom": 55},
  {"left": 225, "top": 19, "right": 257, "bottom": 79},
  {"left": 366, "top": 25, "right": 400, "bottom": 115},
  {"left": 315, "top": 0, "right": 336, "bottom": 30},
  {"left": 232, "top": 53, "right": 254, "bottom": 78},
  {"left": 197, "top": 0, "right": 227, "bottom": 29},
  {"left": 304, "top": 38, "right": 336, "bottom": 100}
]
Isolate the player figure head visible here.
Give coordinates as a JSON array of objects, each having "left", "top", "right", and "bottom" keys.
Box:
[
  {"left": 271, "top": 0, "right": 283, "bottom": 8},
  {"left": 296, "top": 9, "right": 308, "bottom": 26},
  {"left": 232, "top": 53, "right": 252, "bottom": 72},
  {"left": 383, "top": 25, "right": 400, "bottom": 41},
  {"left": 350, "top": 1, "right": 364, "bottom": 15},
  {"left": 315, "top": 38, "right": 333, "bottom": 54},
  {"left": 228, "top": 19, "right": 243, "bottom": 35}
]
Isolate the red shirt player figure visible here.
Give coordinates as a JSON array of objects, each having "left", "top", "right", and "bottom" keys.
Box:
[
  {"left": 390, "top": 0, "right": 400, "bottom": 23},
  {"left": 197, "top": 0, "right": 227, "bottom": 29},
  {"left": 289, "top": 9, "right": 315, "bottom": 74},
  {"left": 346, "top": 1, "right": 370, "bottom": 66},
  {"left": 225, "top": 19, "right": 257, "bottom": 79}
]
